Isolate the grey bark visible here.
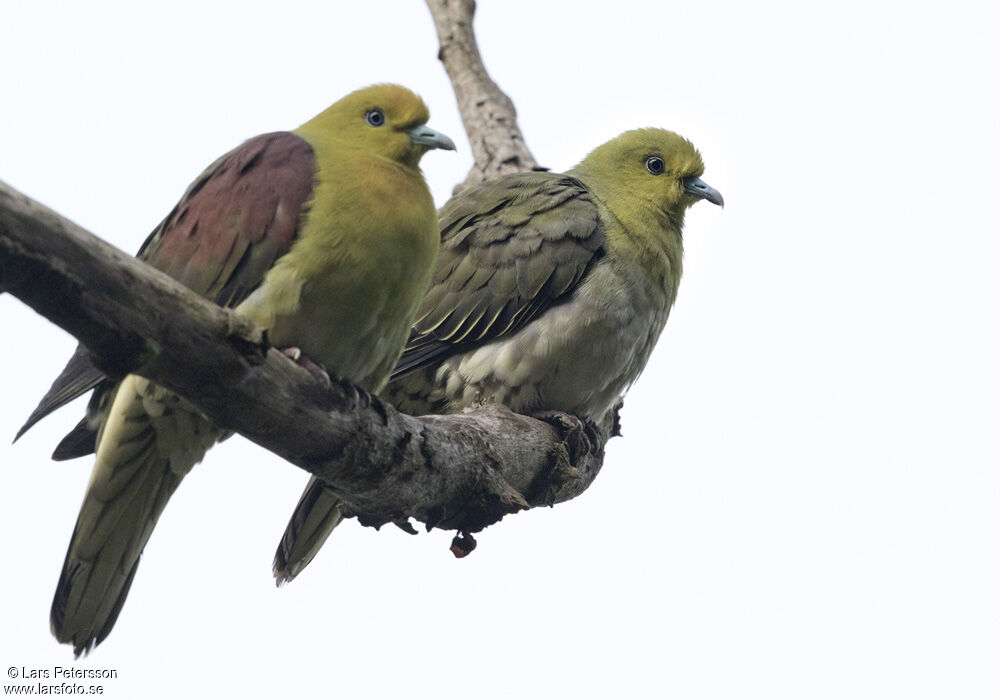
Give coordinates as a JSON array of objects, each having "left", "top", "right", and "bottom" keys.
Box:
[
  {"left": 425, "top": 0, "right": 544, "bottom": 192},
  {"left": 0, "top": 179, "right": 617, "bottom": 536}
]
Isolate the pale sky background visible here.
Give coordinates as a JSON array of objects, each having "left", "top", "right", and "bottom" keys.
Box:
[{"left": 1, "top": 1, "right": 997, "bottom": 698}]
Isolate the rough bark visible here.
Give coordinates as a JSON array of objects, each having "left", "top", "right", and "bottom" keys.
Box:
[
  {"left": 426, "top": 0, "right": 545, "bottom": 192},
  {"left": 0, "top": 179, "right": 617, "bottom": 535}
]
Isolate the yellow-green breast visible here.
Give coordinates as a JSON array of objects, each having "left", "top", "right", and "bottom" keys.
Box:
[{"left": 236, "top": 145, "right": 439, "bottom": 392}]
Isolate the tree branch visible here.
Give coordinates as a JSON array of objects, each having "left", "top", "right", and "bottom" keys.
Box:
[
  {"left": 425, "top": 0, "right": 544, "bottom": 192},
  {"left": 0, "top": 179, "right": 617, "bottom": 535}
]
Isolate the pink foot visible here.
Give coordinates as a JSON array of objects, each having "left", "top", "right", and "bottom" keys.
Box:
[{"left": 280, "top": 347, "right": 329, "bottom": 382}]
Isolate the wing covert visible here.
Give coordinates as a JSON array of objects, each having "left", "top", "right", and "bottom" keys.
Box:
[
  {"left": 391, "top": 173, "right": 604, "bottom": 380},
  {"left": 138, "top": 131, "right": 316, "bottom": 306},
  {"left": 17, "top": 131, "right": 316, "bottom": 443}
]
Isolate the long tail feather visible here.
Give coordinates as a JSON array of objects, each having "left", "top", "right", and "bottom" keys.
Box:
[
  {"left": 51, "top": 375, "right": 219, "bottom": 656},
  {"left": 273, "top": 477, "right": 344, "bottom": 586}
]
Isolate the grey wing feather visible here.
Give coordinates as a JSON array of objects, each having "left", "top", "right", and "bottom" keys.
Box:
[
  {"left": 391, "top": 173, "right": 604, "bottom": 380},
  {"left": 15, "top": 346, "right": 106, "bottom": 444},
  {"left": 50, "top": 383, "right": 115, "bottom": 460},
  {"left": 51, "top": 417, "right": 99, "bottom": 461}
]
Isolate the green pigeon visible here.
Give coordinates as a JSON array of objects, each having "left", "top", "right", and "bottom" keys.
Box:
[
  {"left": 273, "top": 127, "right": 723, "bottom": 584},
  {"left": 18, "top": 84, "right": 455, "bottom": 655}
]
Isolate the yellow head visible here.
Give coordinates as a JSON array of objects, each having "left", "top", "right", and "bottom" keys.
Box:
[
  {"left": 296, "top": 84, "right": 455, "bottom": 168},
  {"left": 571, "top": 128, "right": 723, "bottom": 230}
]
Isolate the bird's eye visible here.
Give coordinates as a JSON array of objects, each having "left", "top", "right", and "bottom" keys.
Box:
[
  {"left": 366, "top": 109, "right": 385, "bottom": 127},
  {"left": 645, "top": 156, "right": 665, "bottom": 175}
]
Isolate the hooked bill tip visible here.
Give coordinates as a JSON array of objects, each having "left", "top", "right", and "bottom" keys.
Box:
[{"left": 684, "top": 176, "right": 724, "bottom": 207}]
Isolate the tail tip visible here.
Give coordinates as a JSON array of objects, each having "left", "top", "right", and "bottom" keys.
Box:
[{"left": 272, "top": 552, "right": 301, "bottom": 588}]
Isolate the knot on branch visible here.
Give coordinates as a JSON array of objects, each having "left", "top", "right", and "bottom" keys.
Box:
[
  {"left": 325, "top": 403, "right": 618, "bottom": 548},
  {"left": 224, "top": 315, "right": 268, "bottom": 366}
]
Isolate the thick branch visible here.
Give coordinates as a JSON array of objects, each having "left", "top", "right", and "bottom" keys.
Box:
[
  {"left": 426, "top": 0, "right": 543, "bottom": 191},
  {"left": 0, "top": 180, "right": 616, "bottom": 534}
]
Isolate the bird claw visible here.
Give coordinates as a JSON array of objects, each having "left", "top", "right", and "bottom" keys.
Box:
[
  {"left": 530, "top": 410, "right": 598, "bottom": 459},
  {"left": 279, "top": 347, "right": 330, "bottom": 384}
]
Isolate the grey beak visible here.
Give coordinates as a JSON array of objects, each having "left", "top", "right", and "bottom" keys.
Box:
[
  {"left": 683, "top": 176, "right": 724, "bottom": 207},
  {"left": 406, "top": 124, "right": 457, "bottom": 151}
]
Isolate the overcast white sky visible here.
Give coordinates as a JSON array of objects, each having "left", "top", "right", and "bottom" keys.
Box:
[{"left": 1, "top": 1, "right": 997, "bottom": 698}]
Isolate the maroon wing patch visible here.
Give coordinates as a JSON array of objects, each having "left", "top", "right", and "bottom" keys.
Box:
[
  {"left": 138, "top": 131, "right": 316, "bottom": 307},
  {"left": 14, "top": 132, "right": 316, "bottom": 451}
]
